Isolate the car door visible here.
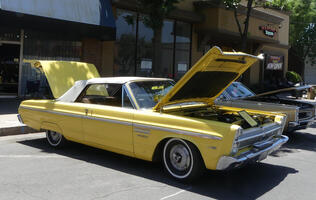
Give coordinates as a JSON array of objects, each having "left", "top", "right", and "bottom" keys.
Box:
[
  {"left": 50, "top": 101, "right": 85, "bottom": 142},
  {"left": 78, "top": 83, "right": 135, "bottom": 156}
]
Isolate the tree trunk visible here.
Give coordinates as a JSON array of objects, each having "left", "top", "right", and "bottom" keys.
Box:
[{"left": 240, "top": 0, "right": 253, "bottom": 52}]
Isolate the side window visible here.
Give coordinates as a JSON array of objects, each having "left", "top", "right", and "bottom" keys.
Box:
[
  {"left": 77, "top": 83, "right": 122, "bottom": 107},
  {"left": 122, "top": 88, "right": 134, "bottom": 109}
]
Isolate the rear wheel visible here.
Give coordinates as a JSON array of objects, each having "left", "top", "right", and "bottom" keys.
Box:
[
  {"left": 163, "top": 138, "right": 204, "bottom": 181},
  {"left": 46, "top": 130, "right": 67, "bottom": 148}
]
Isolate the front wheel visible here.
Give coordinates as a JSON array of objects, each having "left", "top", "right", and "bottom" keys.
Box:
[
  {"left": 46, "top": 130, "right": 67, "bottom": 148},
  {"left": 163, "top": 138, "right": 204, "bottom": 181}
]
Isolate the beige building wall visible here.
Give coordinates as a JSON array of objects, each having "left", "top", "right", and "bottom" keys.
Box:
[
  {"left": 218, "top": 8, "right": 280, "bottom": 42},
  {"left": 101, "top": 41, "right": 115, "bottom": 77},
  {"left": 176, "top": 0, "right": 198, "bottom": 11},
  {"left": 255, "top": 8, "right": 290, "bottom": 46},
  {"left": 191, "top": 30, "right": 203, "bottom": 65}
]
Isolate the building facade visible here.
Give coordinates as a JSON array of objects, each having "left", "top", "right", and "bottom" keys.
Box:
[
  {"left": 0, "top": 0, "right": 290, "bottom": 97},
  {"left": 0, "top": 0, "right": 116, "bottom": 97}
]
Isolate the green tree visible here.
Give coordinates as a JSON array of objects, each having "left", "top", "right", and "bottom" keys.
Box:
[
  {"left": 288, "top": 0, "right": 316, "bottom": 71},
  {"left": 136, "top": 0, "right": 183, "bottom": 76},
  {"left": 223, "top": 0, "right": 263, "bottom": 51}
]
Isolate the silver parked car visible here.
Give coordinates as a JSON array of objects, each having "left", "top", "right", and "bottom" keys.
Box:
[{"left": 216, "top": 82, "right": 315, "bottom": 132}]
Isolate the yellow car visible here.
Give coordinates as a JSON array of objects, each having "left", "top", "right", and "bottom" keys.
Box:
[{"left": 18, "top": 47, "right": 288, "bottom": 181}]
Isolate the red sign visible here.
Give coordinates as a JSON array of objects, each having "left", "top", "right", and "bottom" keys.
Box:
[{"left": 259, "top": 25, "right": 277, "bottom": 37}]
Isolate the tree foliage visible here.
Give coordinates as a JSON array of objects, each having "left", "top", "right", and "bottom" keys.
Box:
[
  {"left": 136, "top": 0, "right": 182, "bottom": 31},
  {"left": 288, "top": 0, "right": 316, "bottom": 64}
]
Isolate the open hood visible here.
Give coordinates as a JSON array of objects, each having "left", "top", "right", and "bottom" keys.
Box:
[
  {"left": 31, "top": 61, "right": 100, "bottom": 98},
  {"left": 154, "top": 46, "right": 263, "bottom": 111}
]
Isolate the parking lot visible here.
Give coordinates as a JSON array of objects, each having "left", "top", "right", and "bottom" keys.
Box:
[{"left": 0, "top": 126, "right": 316, "bottom": 200}]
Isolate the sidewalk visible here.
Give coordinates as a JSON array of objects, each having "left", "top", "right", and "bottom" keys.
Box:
[{"left": 0, "top": 98, "right": 36, "bottom": 136}]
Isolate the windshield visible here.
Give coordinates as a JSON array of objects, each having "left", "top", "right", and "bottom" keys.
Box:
[
  {"left": 226, "top": 82, "right": 255, "bottom": 99},
  {"left": 129, "top": 80, "right": 175, "bottom": 109}
]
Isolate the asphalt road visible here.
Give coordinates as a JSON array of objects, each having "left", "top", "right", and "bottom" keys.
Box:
[{"left": 0, "top": 126, "right": 316, "bottom": 200}]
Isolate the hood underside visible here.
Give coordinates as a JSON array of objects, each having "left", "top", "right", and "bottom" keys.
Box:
[{"left": 154, "top": 46, "right": 263, "bottom": 111}]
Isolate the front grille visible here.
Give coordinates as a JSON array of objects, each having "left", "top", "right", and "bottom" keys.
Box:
[{"left": 236, "top": 124, "right": 280, "bottom": 150}]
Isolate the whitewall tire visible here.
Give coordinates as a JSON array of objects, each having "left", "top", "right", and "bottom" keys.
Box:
[
  {"left": 163, "top": 138, "right": 204, "bottom": 181},
  {"left": 46, "top": 130, "right": 67, "bottom": 148}
]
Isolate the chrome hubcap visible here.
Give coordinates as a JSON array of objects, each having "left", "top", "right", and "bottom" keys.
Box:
[
  {"left": 169, "top": 144, "right": 191, "bottom": 171},
  {"left": 50, "top": 131, "right": 61, "bottom": 143}
]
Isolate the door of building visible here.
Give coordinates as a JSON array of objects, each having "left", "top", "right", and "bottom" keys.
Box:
[
  {"left": 0, "top": 42, "right": 20, "bottom": 97},
  {"left": 263, "top": 55, "right": 285, "bottom": 89}
]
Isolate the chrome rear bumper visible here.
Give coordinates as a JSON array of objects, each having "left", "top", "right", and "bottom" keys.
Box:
[
  {"left": 216, "top": 135, "right": 289, "bottom": 170},
  {"left": 17, "top": 114, "right": 24, "bottom": 124}
]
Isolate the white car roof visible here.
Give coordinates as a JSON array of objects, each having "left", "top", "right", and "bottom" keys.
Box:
[
  {"left": 57, "top": 77, "right": 173, "bottom": 102},
  {"left": 86, "top": 77, "right": 172, "bottom": 84}
]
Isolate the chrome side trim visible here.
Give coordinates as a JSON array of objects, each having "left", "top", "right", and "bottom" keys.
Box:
[
  {"left": 19, "top": 106, "right": 133, "bottom": 126},
  {"left": 134, "top": 123, "right": 222, "bottom": 140},
  {"left": 134, "top": 128, "right": 151, "bottom": 134},
  {"left": 84, "top": 115, "right": 132, "bottom": 126},
  {"left": 20, "top": 106, "right": 222, "bottom": 140},
  {"left": 20, "top": 106, "right": 83, "bottom": 119}
]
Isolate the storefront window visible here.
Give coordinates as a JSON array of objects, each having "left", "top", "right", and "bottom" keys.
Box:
[
  {"left": 136, "top": 15, "right": 154, "bottom": 77},
  {"left": 161, "top": 20, "right": 174, "bottom": 78},
  {"left": 0, "top": 28, "right": 21, "bottom": 95},
  {"left": 174, "top": 22, "right": 191, "bottom": 81},
  {"left": 115, "top": 9, "right": 192, "bottom": 80},
  {"left": 23, "top": 30, "right": 82, "bottom": 61},
  {"left": 114, "top": 10, "right": 137, "bottom": 76},
  {"left": 21, "top": 30, "right": 82, "bottom": 98}
]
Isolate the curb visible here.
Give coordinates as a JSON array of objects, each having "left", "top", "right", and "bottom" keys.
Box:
[{"left": 0, "top": 126, "right": 38, "bottom": 137}]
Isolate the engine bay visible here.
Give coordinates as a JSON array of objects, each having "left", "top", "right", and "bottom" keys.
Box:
[{"left": 170, "top": 106, "right": 274, "bottom": 129}]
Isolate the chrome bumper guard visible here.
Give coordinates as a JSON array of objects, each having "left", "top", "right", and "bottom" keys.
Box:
[
  {"left": 17, "top": 114, "right": 24, "bottom": 124},
  {"left": 216, "top": 135, "right": 289, "bottom": 170}
]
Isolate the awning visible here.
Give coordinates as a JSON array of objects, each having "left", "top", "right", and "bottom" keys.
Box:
[{"left": 0, "top": 0, "right": 116, "bottom": 40}]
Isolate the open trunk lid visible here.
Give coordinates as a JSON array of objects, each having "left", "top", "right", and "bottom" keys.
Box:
[{"left": 31, "top": 61, "right": 100, "bottom": 98}]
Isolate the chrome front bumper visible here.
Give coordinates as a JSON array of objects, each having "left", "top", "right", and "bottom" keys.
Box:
[
  {"left": 216, "top": 135, "right": 289, "bottom": 170},
  {"left": 288, "top": 117, "right": 315, "bottom": 131}
]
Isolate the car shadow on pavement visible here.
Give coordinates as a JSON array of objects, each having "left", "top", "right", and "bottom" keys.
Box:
[
  {"left": 18, "top": 138, "right": 298, "bottom": 200},
  {"left": 272, "top": 130, "right": 316, "bottom": 156}
]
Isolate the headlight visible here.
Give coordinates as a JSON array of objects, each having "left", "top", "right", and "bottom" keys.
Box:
[
  {"left": 231, "top": 127, "right": 242, "bottom": 155},
  {"left": 275, "top": 115, "right": 287, "bottom": 136}
]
